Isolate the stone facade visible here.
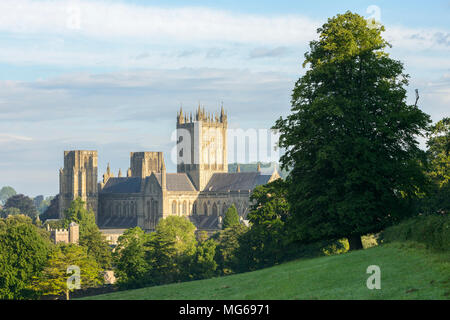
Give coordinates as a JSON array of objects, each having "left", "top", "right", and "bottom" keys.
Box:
[
  {"left": 59, "top": 108, "right": 280, "bottom": 232},
  {"left": 59, "top": 150, "right": 98, "bottom": 217},
  {"left": 48, "top": 222, "right": 79, "bottom": 244}
]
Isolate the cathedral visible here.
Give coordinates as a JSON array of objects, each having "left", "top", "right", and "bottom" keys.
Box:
[{"left": 58, "top": 107, "right": 280, "bottom": 232}]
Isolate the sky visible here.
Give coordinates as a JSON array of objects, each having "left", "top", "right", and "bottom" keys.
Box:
[{"left": 0, "top": 0, "right": 449, "bottom": 197}]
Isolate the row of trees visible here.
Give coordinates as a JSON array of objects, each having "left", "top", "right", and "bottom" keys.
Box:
[
  {"left": 0, "top": 199, "right": 112, "bottom": 300},
  {"left": 0, "top": 187, "right": 53, "bottom": 218},
  {"left": 113, "top": 205, "right": 246, "bottom": 289}
]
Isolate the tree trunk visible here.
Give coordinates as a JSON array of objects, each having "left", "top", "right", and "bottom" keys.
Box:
[
  {"left": 348, "top": 235, "right": 363, "bottom": 251},
  {"left": 66, "top": 290, "right": 70, "bottom": 300}
]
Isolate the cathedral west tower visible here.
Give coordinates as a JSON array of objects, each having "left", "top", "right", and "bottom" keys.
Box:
[{"left": 59, "top": 150, "right": 98, "bottom": 218}]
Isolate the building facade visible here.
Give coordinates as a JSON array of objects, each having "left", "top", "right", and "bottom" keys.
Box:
[
  {"left": 47, "top": 222, "right": 79, "bottom": 244},
  {"left": 59, "top": 108, "right": 279, "bottom": 232}
]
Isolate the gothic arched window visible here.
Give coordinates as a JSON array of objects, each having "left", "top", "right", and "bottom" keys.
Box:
[
  {"left": 153, "top": 201, "right": 158, "bottom": 217},
  {"left": 172, "top": 201, "right": 177, "bottom": 215},
  {"left": 203, "top": 203, "right": 208, "bottom": 216},
  {"left": 182, "top": 201, "right": 187, "bottom": 215},
  {"left": 212, "top": 203, "right": 218, "bottom": 216}
]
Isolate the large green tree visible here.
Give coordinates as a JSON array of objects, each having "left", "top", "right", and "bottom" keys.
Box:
[
  {"left": 31, "top": 244, "right": 102, "bottom": 300},
  {"left": 233, "top": 179, "right": 291, "bottom": 271},
  {"left": 0, "top": 215, "right": 51, "bottom": 299},
  {"left": 154, "top": 215, "right": 197, "bottom": 256},
  {"left": 213, "top": 224, "right": 248, "bottom": 275},
  {"left": 273, "top": 12, "right": 430, "bottom": 250},
  {"left": 149, "top": 216, "right": 197, "bottom": 283},
  {"left": 420, "top": 117, "right": 450, "bottom": 214},
  {"left": 113, "top": 227, "right": 151, "bottom": 288},
  {"left": 62, "top": 198, "right": 112, "bottom": 269},
  {"left": 222, "top": 204, "right": 240, "bottom": 229},
  {"left": 62, "top": 198, "right": 97, "bottom": 237},
  {"left": 3, "top": 194, "right": 38, "bottom": 219},
  {"left": 0, "top": 186, "right": 16, "bottom": 205}
]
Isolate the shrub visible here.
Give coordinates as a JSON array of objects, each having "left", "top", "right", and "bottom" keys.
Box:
[{"left": 380, "top": 214, "right": 450, "bottom": 251}]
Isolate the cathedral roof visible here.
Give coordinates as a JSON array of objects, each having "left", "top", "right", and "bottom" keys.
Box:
[
  {"left": 189, "top": 215, "right": 220, "bottom": 229},
  {"left": 98, "top": 216, "right": 138, "bottom": 229},
  {"left": 100, "top": 177, "right": 142, "bottom": 194},
  {"left": 204, "top": 172, "right": 272, "bottom": 192},
  {"left": 153, "top": 173, "right": 197, "bottom": 191}
]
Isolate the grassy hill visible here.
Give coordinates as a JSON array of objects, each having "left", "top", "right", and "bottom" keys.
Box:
[{"left": 82, "top": 242, "right": 450, "bottom": 300}]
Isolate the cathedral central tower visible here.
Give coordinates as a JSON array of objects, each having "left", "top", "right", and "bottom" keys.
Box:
[{"left": 176, "top": 106, "right": 228, "bottom": 191}]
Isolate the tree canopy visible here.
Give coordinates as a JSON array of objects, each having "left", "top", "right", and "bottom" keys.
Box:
[
  {"left": 31, "top": 244, "right": 102, "bottom": 300},
  {"left": 62, "top": 198, "right": 97, "bottom": 238},
  {"left": 0, "top": 215, "right": 51, "bottom": 299},
  {"left": 273, "top": 11, "right": 430, "bottom": 250},
  {"left": 0, "top": 186, "right": 16, "bottom": 205},
  {"left": 3, "top": 194, "right": 38, "bottom": 219},
  {"left": 222, "top": 204, "right": 240, "bottom": 229},
  {"left": 419, "top": 117, "right": 450, "bottom": 214}
]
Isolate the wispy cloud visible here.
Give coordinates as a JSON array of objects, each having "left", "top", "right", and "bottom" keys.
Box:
[
  {"left": 0, "top": 134, "right": 33, "bottom": 143},
  {"left": 0, "top": 0, "right": 319, "bottom": 45},
  {"left": 0, "top": 68, "right": 295, "bottom": 123},
  {"left": 249, "top": 47, "right": 290, "bottom": 59}
]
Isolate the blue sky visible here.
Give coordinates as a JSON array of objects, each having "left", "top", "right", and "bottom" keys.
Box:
[{"left": 0, "top": 0, "right": 449, "bottom": 197}]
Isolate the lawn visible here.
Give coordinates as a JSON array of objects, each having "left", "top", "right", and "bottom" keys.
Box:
[{"left": 82, "top": 242, "right": 450, "bottom": 300}]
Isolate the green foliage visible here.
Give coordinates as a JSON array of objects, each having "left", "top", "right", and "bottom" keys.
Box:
[
  {"left": 0, "top": 207, "right": 21, "bottom": 218},
  {"left": 381, "top": 214, "right": 450, "bottom": 251},
  {"left": 418, "top": 118, "right": 450, "bottom": 215},
  {"left": 31, "top": 244, "right": 103, "bottom": 300},
  {"left": 144, "top": 232, "right": 178, "bottom": 286},
  {"left": 222, "top": 204, "right": 240, "bottom": 229},
  {"left": 113, "top": 227, "right": 150, "bottom": 288},
  {"left": 62, "top": 198, "right": 112, "bottom": 269},
  {"left": 232, "top": 179, "right": 295, "bottom": 272},
  {"left": 79, "top": 227, "right": 112, "bottom": 270},
  {"left": 0, "top": 215, "right": 51, "bottom": 299},
  {"left": 236, "top": 222, "right": 290, "bottom": 272},
  {"left": 114, "top": 217, "right": 219, "bottom": 289},
  {"left": 0, "top": 186, "right": 16, "bottom": 205},
  {"left": 426, "top": 117, "right": 450, "bottom": 187},
  {"left": 3, "top": 194, "right": 39, "bottom": 218},
  {"left": 84, "top": 244, "right": 450, "bottom": 300},
  {"left": 213, "top": 224, "right": 249, "bottom": 275},
  {"left": 62, "top": 198, "right": 97, "bottom": 238},
  {"left": 34, "top": 195, "right": 53, "bottom": 215},
  {"left": 189, "top": 239, "right": 217, "bottom": 280},
  {"left": 248, "top": 179, "right": 290, "bottom": 226},
  {"left": 273, "top": 11, "right": 430, "bottom": 247},
  {"left": 40, "top": 195, "right": 59, "bottom": 222},
  {"left": 154, "top": 216, "right": 197, "bottom": 256}
]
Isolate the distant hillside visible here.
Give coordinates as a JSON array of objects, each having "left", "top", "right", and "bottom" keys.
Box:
[
  {"left": 228, "top": 162, "right": 289, "bottom": 179},
  {"left": 81, "top": 243, "right": 450, "bottom": 300}
]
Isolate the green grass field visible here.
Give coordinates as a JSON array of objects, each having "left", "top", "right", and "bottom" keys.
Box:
[{"left": 82, "top": 242, "right": 450, "bottom": 300}]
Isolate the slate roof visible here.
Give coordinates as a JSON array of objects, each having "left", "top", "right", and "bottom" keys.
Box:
[
  {"left": 189, "top": 215, "right": 220, "bottom": 229},
  {"left": 153, "top": 173, "right": 196, "bottom": 191},
  {"left": 100, "top": 177, "right": 142, "bottom": 194},
  {"left": 100, "top": 172, "right": 271, "bottom": 194},
  {"left": 204, "top": 172, "right": 272, "bottom": 192},
  {"left": 97, "top": 215, "right": 138, "bottom": 229}
]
